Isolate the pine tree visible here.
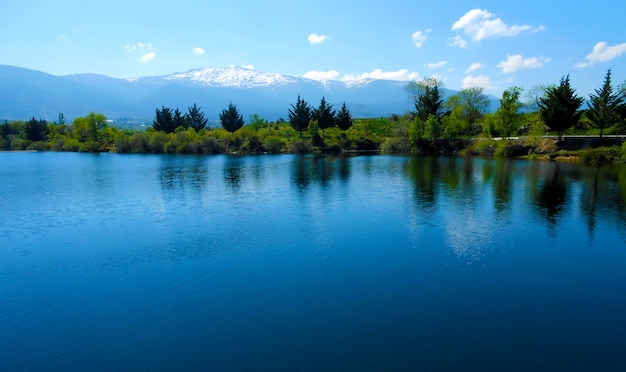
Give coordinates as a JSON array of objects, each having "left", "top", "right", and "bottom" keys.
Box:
[
  {"left": 186, "top": 103, "right": 208, "bottom": 132},
  {"left": 587, "top": 69, "right": 624, "bottom": 138},
  {"left": 153, "top": 106, "right": 175, "bottom": 133},
  {"left": 220, "top": 103, "right": 244, "bottom": 133},
  {"left": 336, "top": 102, "right": 353, "bottom": 131},
  {"left": 538, "top": 75, "right": 584, "bottom": 141},
  {"left": 288, "top": 95, "right": 312, "bottom": 137},
  {"left": 314, "top": 97, "right": 336, "bottom": 136}
]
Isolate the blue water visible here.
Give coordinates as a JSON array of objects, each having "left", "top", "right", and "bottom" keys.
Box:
[{"left": 1, "top": 152, "right": 626, "bottom": 370}]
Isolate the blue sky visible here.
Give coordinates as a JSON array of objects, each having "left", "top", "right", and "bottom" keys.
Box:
[{"left": 2, "top": 0, "right": 625, "bottom": 97}]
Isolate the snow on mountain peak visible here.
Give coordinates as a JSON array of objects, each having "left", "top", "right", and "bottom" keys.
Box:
[{"left": 162, "top": 66, "right": 299, "bottom": 88}]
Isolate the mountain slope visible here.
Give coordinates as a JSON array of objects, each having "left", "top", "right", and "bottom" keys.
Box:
[{"left": 0, "top": 65, "right": 498, "bottom": 124}]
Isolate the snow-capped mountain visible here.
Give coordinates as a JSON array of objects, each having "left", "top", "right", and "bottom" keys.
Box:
[
  {"left": 130, "top": 66, "right": 374, "bottom": 90},
  {"left": 1, "top": 64, "right": 478, "bottom": 124},
  {"left": 157, "top": 66, "right": 302, "bottom": 88}
]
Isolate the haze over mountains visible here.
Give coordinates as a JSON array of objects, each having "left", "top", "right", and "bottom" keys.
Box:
[{"left": 0, "top": 64, "right": 496, "bottom": 125}]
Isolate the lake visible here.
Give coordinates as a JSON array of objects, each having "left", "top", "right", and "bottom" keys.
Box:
[{"left": 1, "top": 152, "right": 626, "bottom": 370}]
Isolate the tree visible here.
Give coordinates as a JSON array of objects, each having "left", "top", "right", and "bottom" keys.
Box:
[
  {"left": 336, "top": 102, "right": 353, "bottom": 131},
  {"left": 537, "top": 75, "right": 584, "bottom": 141},
  {"left": 314, "top": 97, "right": 336, "bottom": 136},
  {"left": 153, "top": 106, "right": 176, "bottom": 133},
  {"left": 248, "top": 114, "right": 265, "bottom": 132},
  {"left": 457, "top": 87, "right": 490, "bottom": 134},
  {"left": 72, "top": 112, "right": 106, "bottom": 142},
  {"left": 494, "top": 86, "right": 523, "bottom": 138},
  {"left": 405, "top": 77, "right": 447, "bottom": 122},
  {"left": 172, "top": 108, "right": 187, "bottom": 130},
  {"left": 288, "top": 95, "right": 312, "bottom": 137},
  {"left": 186, "top": 103, "right": 208, "bottom": 132},
  {"left": 24, "top": 117, "right": 49, "bottom": 142},
  {"left": 220, "top": 103, "right": 244, "bottom": 133},
  {"left": 587, "top": 69, "right": 624, "bottom": 138}
]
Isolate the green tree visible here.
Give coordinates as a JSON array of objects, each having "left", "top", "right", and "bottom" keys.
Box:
[
  {"left": 457, "top": 87, "right": 490, "bottom": 134},
  {"left": 587, "top": 69, "right": 624, "bottom": 138},
  {"left": 186, "top": 103, "right": 208, "bottom": 132},
  {"left": 288, "top": 95, "right": 312, "bottom": 137},
  {"left": 248, "top": 114, "right": 265, "bottom": 132},
  {"left": 538, "top": 75, "right": 584, "bottom": 141},
  {"left": 336, "top": 102, "right": 353, "bottom": 131},
  {"left": 72, "top": 112, "right": 105, "bottom": 142},
  {"left": 314, "top": 96, "right": 336, "bottom": 136},
  {"left": 153, "top": 106, "right": 176, "bottom": 133},
  {"left": 494, "top": 86, "right": 523, "bottom": 138},
  {"left": 220, "top": 103, "right": 244, "bottom": 133},
  {"left": 24, "top": 117, "right": 49, "bottom": 142},
  {"left": 172, "top": 108, "right": 188, "bottom": 130},
  {"left": 405, "top": 77, "right": 447, "bottom": 122}
]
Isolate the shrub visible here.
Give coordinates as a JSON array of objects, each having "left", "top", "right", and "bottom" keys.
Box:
[
  {"left": 579, "top": 147, "right": 621, "bottom": 165},
  {"left": 288, "top": 139, "right": 313, "bottom": 154},
  {"left": 264, "top": 136, "right": 284, "bottom": 154}
]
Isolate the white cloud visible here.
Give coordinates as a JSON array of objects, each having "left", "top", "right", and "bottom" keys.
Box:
[
  {"left": 448, "top": 35, "right": 468, "bottom": 48},
  {"left": 308, "top": 33, "right": 329, "bottom": 45},
  {"left": 426, "top": 61, "right": 447, "bottom": 69},
  {"left": 497, "top": 54, "right": 551, "bottom": 73},
  {"left": 192, "top": 47, "right": 205, "bottom": 56},
  {"left": 303, "top": 70, "right": 341, "bottom": 81},
  {"left": 462, "top": 74, "right": 494, "bottom": 89},
  {"left": 451, "top": 9, "right": 542, "bottom": 42},
  {"left": 123, "top": 42, "right": 153, "bottom": 52},
  {"left": 241, "top": 64, "right": 254, "bottom": 70},
  {"left": 412, "top": 29, "right": 431, "bottom": 48},
  {"left": 466, "top": 62, "right": 483, "bottom": 73},
  {"left": 575, "top": 41, "right": 626, "bottom": 68},
  {"left": 342, "top": 69, "right": 420, "bottom": 81},
  {"left": 141, "top": 52, "right": 156, "bottom": 63}
]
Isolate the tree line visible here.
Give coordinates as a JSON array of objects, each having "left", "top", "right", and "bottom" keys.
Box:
[{"left": 1, "top": 69, "right": 625, "bottom": 162}]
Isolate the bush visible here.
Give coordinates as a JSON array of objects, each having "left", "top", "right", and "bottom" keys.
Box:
[
  {"left": 264, "top": 136, "right": 284, "bottom": 154},
  {"left": 580, "top": 147, "right": 621, "bottom": 165},
  {"left": 78, "top": 141, "right": 100, "bottom": 152},
  {"left": 62, "top": 138, "right": 80, "bottom": 152},
  {"left": 288, "top": 139, "right": 313, "bottom": 154}
]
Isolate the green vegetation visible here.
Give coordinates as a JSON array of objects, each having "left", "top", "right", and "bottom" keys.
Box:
[{"left": 2, "top": 70, "right": 626, "bottom": 164}]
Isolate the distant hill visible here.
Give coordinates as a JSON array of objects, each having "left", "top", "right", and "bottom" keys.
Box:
[{"left": 0, "top": 65, "right": 499, "bottom": 125}]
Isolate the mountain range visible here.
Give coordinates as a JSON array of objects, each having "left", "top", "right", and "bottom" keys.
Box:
[{"left": 0, "top": 65, "right": 496, "bottom": 126}]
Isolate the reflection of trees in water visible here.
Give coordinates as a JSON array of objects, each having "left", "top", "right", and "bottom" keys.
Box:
[
  {"left": 406, "top": 156, "right": 438, "bottom": 208},
  {"left": 492, "top": 159, "right": 514, "bottom": 216},
  {"left": 223, "top": 157, "right": 244, "bottom": 192},
  {"left": 579, "top": 165, "right": 626, "bottom": 237},
  {"left": 290, "top": 155, "right": 352, "bottom": 192},
  {"left": 158, "top": 157, "right": 208, "bottom": 195},
  {"left": 529, "top": 162, "right": 568, "bottom": 232}
]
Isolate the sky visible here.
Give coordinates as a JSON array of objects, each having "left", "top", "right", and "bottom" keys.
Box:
[{"left": 2, "top": 0, "right": 626, "bottom": 97}]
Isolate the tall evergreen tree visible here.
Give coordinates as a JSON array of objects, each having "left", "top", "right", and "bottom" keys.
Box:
[
  {"left": 314, "top": 97, "right": 336, "bottom": 136},
  {"left": 153, "top": 106, "right": 176, "bottom": 133},
  {"left": 538, "top": 75, "right": 584, "bottom": 141},
  {"left": 172, "top": 108, "right": 187, "bottom": 130},
  {"left": 220, "top": 103, "right": 244, "bottom": 133},
  {"left": 587, "top": 69, "right": 624, "bottom": 138},
  {"left": 405, "top": 77, "right": 447, "bottom": 122},
  {"left": 25, "top": 117, "right": 49, "bottom": 142},
  {"left": 336, "top": 102, "right": 353, "bottom": 131},
  {"left": 186, "top": 103, "right": 208, "bottom": 131},
  {"left": 288, "top": 95, "right": 312, "bottom": 137}
]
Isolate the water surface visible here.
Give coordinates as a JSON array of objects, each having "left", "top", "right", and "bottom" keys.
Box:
[{"left": 1, "top": 153, "right": 626, "bottom": 370}]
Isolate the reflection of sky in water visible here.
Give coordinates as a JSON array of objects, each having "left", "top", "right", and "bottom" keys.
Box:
[{"left": 2, "top": 153, "right": 626, "bottom": 370}]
